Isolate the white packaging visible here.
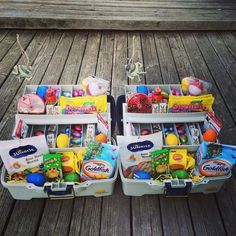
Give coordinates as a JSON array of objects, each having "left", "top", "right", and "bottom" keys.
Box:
[{"left": 0, "top": 136, "right": 49, "bottom": 174}]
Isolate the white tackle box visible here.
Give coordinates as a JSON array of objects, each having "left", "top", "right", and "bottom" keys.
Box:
[
  {"left": 1, "top": 157, "right": 119, "bottom": 200},
  {"left": 1, "top": 84, "right": 118, "bottom": 200},
  {"left": 116, "top": 84, "right": 230, "bottom": 196}
]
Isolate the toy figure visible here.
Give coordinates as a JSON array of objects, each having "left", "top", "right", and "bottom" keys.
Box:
[{"left": 125, "top": 59, "right": 146, "bottom": 81}]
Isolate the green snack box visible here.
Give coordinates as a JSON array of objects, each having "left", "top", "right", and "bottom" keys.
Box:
[
  {"left": 43, "top": 153, "right": 63, "bottom": 182},
  {"left": 151, "top": 149, "right": 169, "bottom": 179}
]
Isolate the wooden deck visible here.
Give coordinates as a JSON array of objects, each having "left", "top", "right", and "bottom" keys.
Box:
[
  {"left": 0, "top": 0, "right": 236, "bottom": 30},
  {"left": 0, "top": 29, "right": 236, "bottom": 235}
]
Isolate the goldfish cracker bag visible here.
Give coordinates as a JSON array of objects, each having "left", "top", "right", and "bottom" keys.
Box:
[
  {"left": 168, "top": 94, "right": 214, "bottom": 113},
  {"left": 60, "top": 95, "right": 107, "bottom": 114}
]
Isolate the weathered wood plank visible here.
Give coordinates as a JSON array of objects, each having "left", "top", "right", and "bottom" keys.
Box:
[
  {"left": 193, "top": 32, "right": 236, "bottom": 122},
  {"left": 111, "top": 32, "right": 127, "bottom": 98},
  {"left": 132, "top": 195, "right": 163, "bottom": 236},
  {"left": 0, "top": 31, "right": 62, "bottom": 134},
  {"left": 77, "top": 31, "right": 101, "bottom": 83},
  {"left": 141, "top": 32, "right": 162, "bottom": 84},
  {"left": 180, "top": 32, "right": 235, "bottom": 131},
  {"left": 0, "top": 184, "right": 15, "bottom": 235},
  {"left": 188, "top": 194, "right": 226, "bottom": 236},
  {"left": 220, "top": 32, "right": 236, "bottom": 59},
  {"left": 0, "top": 30, "right": 21, "bottom": 62},
  {"left": 0, "top": 30, "right": 36, "bottom": 88},
  {"left": 0, "top": 31, "right": 49, "bottom": 122},
  {"left": 3, "top": 199, "right": 45, "bottom": 236},
  {"left": 101, "top": 180, "right": 131, "bottom": 236},
  {"left": 0, "top": 30, "right": 8, "bottom": 42},
  {"left": 96, "top": 31, "right": 115, "bottom": 83},
  {"left": 207, "top": 32, "right": 236, "bottom": 81},
  {"left": 59, "top": 31, "right": 88, "bottom": 85}
]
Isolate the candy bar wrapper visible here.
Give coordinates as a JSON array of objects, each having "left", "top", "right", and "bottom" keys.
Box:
[
  {"left": 196, "top": 142, "right": 236, "bottom": 177},
  {"left": 59, "top": 95, "right": 107, "bottom": 114},
  {"left": 117, "top": 132, "right": 163, "bottom": 178},
  {"left": 80, "top": 143, "right": 119, "bottom": 182},
  {"left": 0, "top": 136, "right": 49, "bottom": 175}
]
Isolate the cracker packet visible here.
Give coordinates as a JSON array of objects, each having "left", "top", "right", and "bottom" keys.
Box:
[
  {"left": 117, "top": 132, "right": 163, "bottom": 178},
  {"left": 0, "top": 136, "right": 48, "bottom": 175}
]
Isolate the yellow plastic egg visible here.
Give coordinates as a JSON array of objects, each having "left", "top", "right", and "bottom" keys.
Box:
[
  {"left": 166, "top": 133, "right": 179, "bottom": 146},
  {"left": 56, "top": 134, "right": 69, "bottom": 148}
]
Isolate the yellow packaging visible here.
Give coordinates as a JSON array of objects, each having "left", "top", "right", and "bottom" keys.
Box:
[
  {"left": 168, "top": 94, "right": 214, "bottom": 113},
  {"left": 60, "top": 95, "right": 107, "bottom": 114},
  {"left": 61, "top": 152, "right": 75, "bottom": 175},
  {"left": 169, "top": 149, "right": 187, "bottom": 170},
  {"left": 74, "top": 148, "right": 86, "bottom": 174}
]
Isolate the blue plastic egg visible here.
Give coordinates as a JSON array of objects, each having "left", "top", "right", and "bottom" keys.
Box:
[
  {"left": 133, "top": 171, "right": 151, "bottom": 179},
  {"left": 36, "top": 86, "right": 48, "bottom": 100},
  {"left": 26, "top": 173, "right": 46, "bottom": 187}
]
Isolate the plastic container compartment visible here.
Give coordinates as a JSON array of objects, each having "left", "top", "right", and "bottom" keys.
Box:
[
  {"left": 119, "top": 165, "right": 231, "bottom": 196},
  {"left": 1, "top": 163, "right": 119, "bottom": 200}
]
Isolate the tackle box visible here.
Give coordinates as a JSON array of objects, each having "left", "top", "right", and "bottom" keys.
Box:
[
  {"left": 116, "top": 85, "right": 231, "bottom": 196},
  {"left": 1, "top": 85, "right": 118, "bottom": 200}
]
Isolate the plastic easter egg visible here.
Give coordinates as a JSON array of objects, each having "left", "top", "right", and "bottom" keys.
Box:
[
  {"left": 95, "top": 133, "right": 107, "bottom": 143},
  {"left": 71, "top": 137, "right": 82, "bottom": 145},
  {"left": 189, "top": 85, "right": 202, "bottom": 96},
  {"left": 64, "top": 173, "right": 80, "bottom": 182},
  {"left": 26, "top": 173, "right": 46, "bottom": 186},
  {"left": 34, "top": 130, "right": 44, "bottom": 136},
  {"left": 203, "top": 129, "right": 217, "bottom": 143},
  {"left": 171, "top": 170, "right": 189, "bottom": 179},
  {"left": 177, "top": 128, "right": 186, "bottom": 135},
  {"left": 56, "top": 134, "right": 70, "bottom": 148},
  {"left": 141, "top": 129, "right": 151, "bottom": 136},
  {"left": 133, "top": 171, "right": 151, "bottom": 179},
  {"left": 179, "top": 134, "right": 188, "bottom": 145},
  {"left": 36, "top": 86, "right": 48, "bottom": 100},
  {"left": 73, "top": 125, "right": 82, "bottom": 132},
  {"left": 166, "top": 133, "right": 179, "bottom": 146},
  {"left": 137, "top": 85, "right": 148, "bottom": 95},
  {"left": 71, "top": 130, "right": 82, "bottom": 137}
]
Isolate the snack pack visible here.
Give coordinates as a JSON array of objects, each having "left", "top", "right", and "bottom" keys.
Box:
[
  {"left": 117, "top": 132, "right": 163, "bottom": 178},
  {"left": 0, "top": 136, "right": 48, "bottom": 175},
  {"left": 151, "top": 149, "right": 169, "bottom": 179},
  {"left": 43, "top": 153, "right": 63, "bottom": 182},
  {"left": 168, "top": 94, "right": 214, "bottom": 113},
  {"left": 60, "top": 95, "right": 107, "bottom": 114},
  {"left": 169, "top": 149, "right": 188, "bottom": 170},
  {"left": 196, "top": 142, "right": 236, "bottom": 177},
  {"left": 80, "top": 143, "right": 119, "bottom": 181}
]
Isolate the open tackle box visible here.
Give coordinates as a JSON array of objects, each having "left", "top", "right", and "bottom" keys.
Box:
[
  {"left": 116, "top": 84, "right": 231, "bottom": 196},
  {"left": 1, "top": 84, "right": 119, "bottom": 200}
]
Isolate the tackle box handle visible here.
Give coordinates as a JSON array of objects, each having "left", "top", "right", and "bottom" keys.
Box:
[
  {"left": 116, "top": 95, "right": 126, "bottom": 135},
  {"left": 45, "top": 183, "right": 75, "bottom": 200},
  {"left": 107, "top": 95, "right": 116, "bottom": 136},
  {"left": 164, "top": 181, "right": 192, "bottom": 197}
]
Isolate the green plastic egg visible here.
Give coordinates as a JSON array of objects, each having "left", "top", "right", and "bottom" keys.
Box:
[
  {"left": 171, "top": 170, "right": 189, "bottom": 179},
  {"left": 64, "top": 172, "right": 80, "bottom": 182}
]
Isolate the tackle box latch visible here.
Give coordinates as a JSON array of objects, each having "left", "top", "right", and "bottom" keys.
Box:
[
  {"left": 164, "top": 180, "right": 192, "bottom": 197},
  {"left": 44, "top": 182, "right": 75, "bottom": 200}
]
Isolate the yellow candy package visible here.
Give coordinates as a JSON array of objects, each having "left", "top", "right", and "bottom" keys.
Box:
[
  {"left": 168, "top": 94, "right": 214, "bottom": 113},
  {"left": 169, "top": 149, "right": 188, "bottom": 170},
  {"left": 60, "top": 95, "right": 107, "bottom": 114}
]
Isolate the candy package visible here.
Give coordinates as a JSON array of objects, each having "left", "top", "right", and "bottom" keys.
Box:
[
  {"left": 0, "top": 136, "right": 48, "bottom": 175},
  {"left": 80, "top": 143, "right": 119, "bottom": 181},
  {"left": 196, "top": 142, "right": 236, "bottom": 177},
  {"left": 168, "top": 94, "right": 214, "bottom": 113},
  {"left": 151, "top": 149, "right": 169, "bottom": 179},
  {"left": 117, "top": 132, "right": 163, "bottom": 178},
  {"left": 60, "top": 95, "right": 107, "bottom": 114},
  {"left": 43, "top": 153, "right": 63, "bottom": 182}
]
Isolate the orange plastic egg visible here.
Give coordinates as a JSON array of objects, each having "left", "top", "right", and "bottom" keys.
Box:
[
  {"left": 202, "top": 129, "right": 217, "bottom": 143},
  {"left": 95, "top": 134, "right": 107, "bottom": 143}
]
